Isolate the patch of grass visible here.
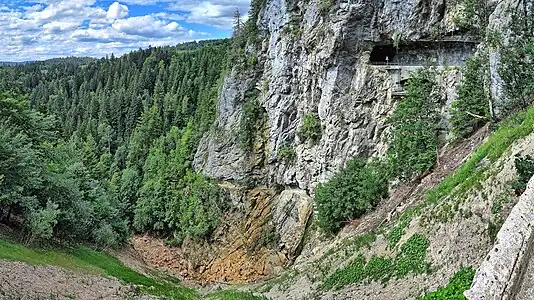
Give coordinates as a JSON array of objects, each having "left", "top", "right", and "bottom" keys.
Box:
[
  {"left": 426, "top": 104, "right": 534, "bottom": 206},
  {"left": 0, "top": 239, "right": 198, "bottom": 300},
  {"left": 418, "top": 267, "right": 475, "bottom": 299},
  {"left": 0, "top": 240, "right": 102, "bottom": 275},
  {"left": 70, "top": 247, "right": 197, "bottom": 299},
  {"left": 322, "top": 234, "right": 430, "bottom": 290},
  {"left": 206, "top": 290, "right": 267, "bottom": 300}
]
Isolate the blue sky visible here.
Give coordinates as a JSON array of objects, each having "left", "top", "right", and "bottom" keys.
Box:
[{"left": 0, "top": 0, "right": 251, "bottom": 61}]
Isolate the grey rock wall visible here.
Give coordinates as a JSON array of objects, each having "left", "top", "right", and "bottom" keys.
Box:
[
  {"left": 194, "top": 0, "right": 473, "bottom": 193},
  {"left": 465, "top": 176, "right": 534, "bottom": 300}
]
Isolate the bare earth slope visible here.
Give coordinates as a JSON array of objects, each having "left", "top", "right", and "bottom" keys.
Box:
[{"left": 0, "top": 260, "right": 153, "bottom": 300}]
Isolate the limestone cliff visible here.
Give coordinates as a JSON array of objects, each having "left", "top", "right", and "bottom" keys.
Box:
[
  {"left": 192, "top": 0, "right": 486, "bottom": 264},
  {"left": 173, "top": 0, "right": 527, "bottom": 293}
]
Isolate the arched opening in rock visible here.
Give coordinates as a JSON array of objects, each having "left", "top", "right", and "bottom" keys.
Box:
[{"left": 370, "top": 45, "right": 396, "bottom": 65}]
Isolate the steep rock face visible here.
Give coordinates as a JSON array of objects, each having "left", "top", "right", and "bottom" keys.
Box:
[
  {"left": 195, "top": 0, "right": 474, "bottom": 192},
  {"left": 191, "top": 0, "right": 481, "bottom": 269}
]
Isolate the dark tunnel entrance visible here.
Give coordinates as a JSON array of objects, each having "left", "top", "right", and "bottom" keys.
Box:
[{"left": 370, "top": 45, "right": 396, "bottom": 65}]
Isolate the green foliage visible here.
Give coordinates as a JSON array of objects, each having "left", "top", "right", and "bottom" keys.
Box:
[
  {"left": 0, "top": 93, "right": 127, "bottom": 247},
  {"left": 387, "top": 70, "right": 440, "bottom": 180},
  {"left": 418, "top": 267, "right": 475, "bottom": 300},
  {"left": 318, "top": 0, "right": 335, "bottom": 15},
  {"left": 512, "top": 154, "right": 534, "bottom": 195},
  {"left": 28, "top": 202, "right": 60, "bottom": 242},
  {"left": 239, "top": 95, "right": 266, "bottom": 151},
  {"left": 499, "top": 3, "right": 534, "bottom": 114},
  {"left": 134, "top": 126, "right": 225, "bottom": 242},
  {"left": 450, "top": 55, "right": 490, "bottom": 138},
  {"left": 426, "top": 104, "right": 534, "bottom": 206},
  {"left": 206, "top": 290, "right": 267, "bottom": 300},
  {"left": 386, "top": 216, "right": 411, "bottom": 249},
  {"left": 278, "top": 145, "right": 296, "bottom": 162},
  {"left": 0, "top": 41, "right": 229, "bottom": 247},
  {"left": 452, "top": 0, "right": 491, "bottom": 35},
  {"left": 322, "top": 254, "right": 367, "bottom": 289},
  {"left": 315, "top": 158, "right": 389, "bottom": 234},
  {"left": 300, "top": 113, "right": 322, "bottom": 142},
  {"left": 322, "top": 234, "right": 430, "bottom": 290},
  {"left": 394, "top": 234, "right": 430, "bottom": 278}
]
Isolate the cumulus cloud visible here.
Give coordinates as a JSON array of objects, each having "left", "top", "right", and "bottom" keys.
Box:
[
  {"left": 0, "top": 0, "right": 248, "bottom": 61},
  {"left": 107, "top": 2, "right": 129, "bottom": 19},
  {"left": 167, "top": 0, "right": 250, "bottom": 29},
  {"left": 112, "top": 15, "right": 184, "bottom": 38}
]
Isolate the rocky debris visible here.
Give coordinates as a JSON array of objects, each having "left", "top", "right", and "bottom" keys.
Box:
[
  {"left": 272, "top": 190, "right": 313, "bottom": 263},
  {"left": 131, "top": 188, "right": 284, "bottom": 284},
  {"left": 0, "top": 260, "right": 154, "bottom": 300},
  {"left": 465, "top": 177, "right": 534, "bottom": 300}
]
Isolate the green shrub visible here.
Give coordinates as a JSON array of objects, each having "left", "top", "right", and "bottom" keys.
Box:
[
  {"left": 512, "top": 154, "right": 534, "bottom": 195},
  {"left": 418, "top": 267, "right": 475, "bottom": 300},
  {"left": 450, "top": 56, "right": 490, "bottom": 139},
  {"left": 318, "top": 0, "right": 334, "bottom": 15},
  {"left": 315, "top": 158, "right": 389, "bottom": 234},
  {"left": 387, "top": 70, "right": 440, "bottom": 180},
  {"left": 278, "top": 145, "right": 296, "bottom": 162},
  {"left": 239, "top": 96, "right": 266, "bottom": 150},
  {"left": 452, "top": 0, "right": 491, "bottom": 35},
  {"left": 499, "top": 7, "right": 534, "bottom": 114},
  {"left": 300, "top": 113, "right": 322, "bottom": 142}
]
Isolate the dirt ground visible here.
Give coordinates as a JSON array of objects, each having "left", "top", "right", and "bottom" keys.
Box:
[{"left": 0, "top": 260, "right": 155, "bottom": 300}]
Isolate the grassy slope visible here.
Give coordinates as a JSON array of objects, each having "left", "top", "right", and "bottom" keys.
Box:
[
  {"left": 321, "top": 104, "right": 534, "bottom": 293},
  {"left": 0, "top": 239, "right": 265, "bottom": 300}
]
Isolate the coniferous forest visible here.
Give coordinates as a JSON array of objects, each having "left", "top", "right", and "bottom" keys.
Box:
[{"left": 0, "top": 40, "right": 230, "bottom": 247}]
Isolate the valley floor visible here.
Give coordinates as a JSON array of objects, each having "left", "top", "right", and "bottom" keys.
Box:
[{"left": 0, "top": 260, "right": 149, "bottom": 300}]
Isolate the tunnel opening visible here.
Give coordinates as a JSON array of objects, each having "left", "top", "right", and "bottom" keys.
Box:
[{"left": 370, "top": 45, "right": 396, "bottom": 65}]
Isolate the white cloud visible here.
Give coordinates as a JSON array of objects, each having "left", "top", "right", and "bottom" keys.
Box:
[
  {"left": 112, "top": 15, "right": 184, "bottom": 38},
  {"left": 107, "top": 2, "right": 129, "bottom": 19},
  {"left": 0, "top": 0, "right": 246, "bottom": 61}
]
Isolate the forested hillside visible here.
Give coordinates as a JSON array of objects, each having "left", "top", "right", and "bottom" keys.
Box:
[{"left": 0, "top": 40, "right": 230, "bottom": 247}]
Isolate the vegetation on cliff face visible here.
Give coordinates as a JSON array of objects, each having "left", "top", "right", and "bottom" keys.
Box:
[
  {"left": 499, "top": 0, "right": 534, "bottom": 114},
  {"left": 315, "top": 69, "right": 441, "bottom": 233},
  {"left": 315, "top": 158, "right": 389, "bottom": 234},
  {"left": 450, "top": 55, "right": 490, "bottom": 139}
]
